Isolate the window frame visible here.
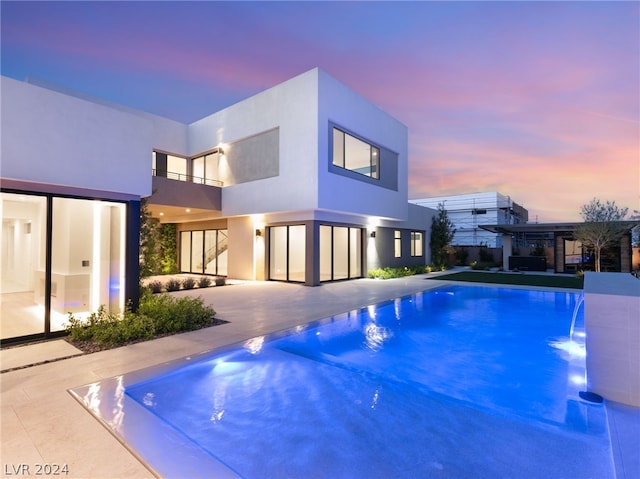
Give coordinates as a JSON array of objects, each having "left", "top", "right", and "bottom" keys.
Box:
[
  {"left": 332, "top": 127, "right": 380, "bottom": 180},
  {"left": 394, "top": 230, "right": 402, "bottom": 258},
  {"left": 410, "top": 231, "right": 424, "bottom": 257}
]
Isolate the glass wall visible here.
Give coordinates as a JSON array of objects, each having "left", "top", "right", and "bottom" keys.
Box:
[
  {"left": 319, "top": 226, "right": 332, "bottom": 282},
  {"left": 166, "top": 155, "right": 187, "bottom": 181},
  {"left": 1, "top": 193, "right": 47, "bottom": 339},
  {"left": 269, "top": 225, "right": 306, "bottom": 282},
  {"left": 319, "top": 225, "right": 363, "bottom": 282},
  {"left": 1, "top": 192, "right": 126, "bottom": 341},
  {"left": 180, "top": 229, "right": 228, "bottom": 276},
  {"left": 191, "top": 152, "right": 221, "bottom": 186}
]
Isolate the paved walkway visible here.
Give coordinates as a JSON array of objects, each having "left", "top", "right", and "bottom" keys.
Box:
[{"left": 1, "top": 274, "right": 637, "bottom": 479}]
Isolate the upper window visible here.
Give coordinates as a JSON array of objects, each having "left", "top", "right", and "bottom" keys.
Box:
[{"left": 332, "top": 128, "right": 379, "bottom": 179}]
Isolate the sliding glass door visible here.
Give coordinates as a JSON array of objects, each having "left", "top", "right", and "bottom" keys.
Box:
[
  {"left": 180, "top": 229, "right": 228, "bottom": 276},
  {"left": 319, "top": 225, "right": 363, "bottom": 282},
  {"left": 268, "top": 225, "right": 306, "bottom": 282},
  {"left": 1, "top": 192, "right": 126, "bottom": 342}
]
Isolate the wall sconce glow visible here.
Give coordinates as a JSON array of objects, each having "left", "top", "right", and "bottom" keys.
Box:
[
  {"left": 185, "top": 208, "right": 191, "bottom": 213},
  {"left": 367, "top": 217, "right": 381, "bottom": 229},
  {"left": 252, "top": 214, "right": 265, "bottom": 230}
]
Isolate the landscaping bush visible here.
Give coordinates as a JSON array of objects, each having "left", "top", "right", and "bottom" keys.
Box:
[
  {"left": 65, "top": 293, "right": 217, "bottom": 350},
  {"left": 454, "top": 247, "right": 469, "bottom": 266},
  {"left": 165, "top": 278, "right": 182, "bottom": 292},
  {"left": 66, "top": 305, "right": 155, "bottom": 348},
  {"left": 198, "top": 276, "right": 212, "bottom": 288},
  {"left": 478, "top": 247, "right": 494, "bottom": 263},
  {"left": 148, "top": 280, "right": 164, "bottom": 293},
  {"left": 214, "top": 276, "right": 226, "bottom": 286},
  {"left": 368, "top": 265, "right": 433, "bottom": 279},
  {"left": 470, "top": 261, "right": 494, "bottom": 271},
  {"left": 182, "top": 277, "right": 196, "bottom": 290},
  {"left": 137, "top": 293, "right": 216, "bottom": 333}
]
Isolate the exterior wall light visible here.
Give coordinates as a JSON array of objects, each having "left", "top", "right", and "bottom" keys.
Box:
[
  {"left": 256, "top": 229, "right": 262, "bottom": 237},
  {"left": 370, "top": 231, "right": 376, "bottom": 238}
]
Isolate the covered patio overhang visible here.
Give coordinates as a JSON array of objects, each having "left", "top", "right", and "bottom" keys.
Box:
[{"left": 480, "top": 222, "right": 637, "bottom": 273}]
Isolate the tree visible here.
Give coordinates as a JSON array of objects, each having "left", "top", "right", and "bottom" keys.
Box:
[
  {"left": 139, "top": 197, "right": 179, "bottom": 278},
  {"left": 573, "top": 198, "right": 629, "bottom": 272},
  {"left": 139, "top": 197, "right": 160, "bottom": 278},
  {"left": 430, "top": 203, "right": 456, "bottom": 267}
]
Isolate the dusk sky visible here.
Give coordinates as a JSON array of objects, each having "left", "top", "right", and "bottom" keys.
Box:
[{"left": 2, "top": 1, "right": 638, "bottom": 222}]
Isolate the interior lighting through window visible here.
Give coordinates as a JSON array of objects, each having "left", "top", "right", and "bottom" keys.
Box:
[{"left": 333, "top": 128, "right": 379, "bottom": 179}]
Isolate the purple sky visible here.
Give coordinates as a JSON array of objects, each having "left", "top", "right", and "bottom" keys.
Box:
[{"left": 2, "top": 1, "right": 638, "bottom": 222}]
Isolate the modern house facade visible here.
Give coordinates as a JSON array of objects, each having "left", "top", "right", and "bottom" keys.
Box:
[
  {"left": 1, "top": 68, "right": 435, "bottom": 344},
  {"left": 410, "top": 192, "right": 528, "bottom": 247}
]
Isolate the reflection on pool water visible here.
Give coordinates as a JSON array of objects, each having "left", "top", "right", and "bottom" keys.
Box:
[{"left": 71, "top": 286, "right": 614, "bottom": 479}]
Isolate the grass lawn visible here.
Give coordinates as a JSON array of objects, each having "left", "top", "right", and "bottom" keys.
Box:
[{"left": 428, "top": 271, "right": 584, "bottom": 289}]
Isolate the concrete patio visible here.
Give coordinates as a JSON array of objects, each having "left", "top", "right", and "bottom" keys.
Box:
[{"left": 1, "top": 274, "right": 638, "bottom": 478}]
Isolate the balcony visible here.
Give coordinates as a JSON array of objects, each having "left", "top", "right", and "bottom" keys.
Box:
[
  {"left": 153, "top": 169, "right": 224, "bottom": 188},
  {"left": 147, "top": 170, "right": 222, "bottom": 222}
]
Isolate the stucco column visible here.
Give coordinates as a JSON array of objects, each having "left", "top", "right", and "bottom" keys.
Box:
[{"left": 502, "top": 234, "right": 512, "bottom": 270}]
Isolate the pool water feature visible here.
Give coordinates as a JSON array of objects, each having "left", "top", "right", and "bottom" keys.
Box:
[{"left": 71, "top": 286, "right": 613, "bottom": 479}]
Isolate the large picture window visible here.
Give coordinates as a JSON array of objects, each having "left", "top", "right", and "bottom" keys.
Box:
[{"left": 332, "top": 128, "right": 379, "bottom": 179}]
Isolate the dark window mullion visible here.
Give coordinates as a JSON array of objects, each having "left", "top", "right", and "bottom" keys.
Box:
[
  {"left": 44, "top": 195, "right": 53, "bottom": 336},
  {"left": 347, "top": 227, "right": 352, "bottom": 279}
]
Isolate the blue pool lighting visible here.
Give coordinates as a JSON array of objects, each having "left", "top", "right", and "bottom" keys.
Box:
[{"left": 71, "top": 286, "right": 613, "bottom": 479}]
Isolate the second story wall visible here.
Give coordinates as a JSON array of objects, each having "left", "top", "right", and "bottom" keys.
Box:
[
  {"left": 1, "top": 76, "right": 153, "bottom": 197},
  {"left": 317, "top": 69, "right": 409, "bottom": 221},
  {"left": 187, "top": 69, "right": 320, "bottom": 217}
]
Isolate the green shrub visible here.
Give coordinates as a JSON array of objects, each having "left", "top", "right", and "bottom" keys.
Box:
[
  {"left": 137, "top": 293, "right": 216, "bottom": 334},
  {"left": 182, "top": 277, "right": 196, "bottom": 290},
  {"left": 198, "top": 276, "right": 212, "bottom": 288},
  {"left": 165, "top": 278, "right": 182, "bottom": 292},
  {"left": 368, "top": 265, "right": 432, "bottom": 279},
  {"left": 148, "top": 280, "right": 163, "bottom": 293},
  {"left": 65, "top": 293, "right": 217, "bottom": 349},
  {"left": 214, "top": 276, "right": 226, "bottom": 286},
  {"left": 470, "top": 261, "right": 494, "bottom": 270},
  {"left": 478, "top": 247, "right": 494, "bottom": 263},
  {"left": 454, "top": 247, "right": 469, "bottom": 266},
  {"left": 66, "top": 305, "right": 155, "bottom": 348}
]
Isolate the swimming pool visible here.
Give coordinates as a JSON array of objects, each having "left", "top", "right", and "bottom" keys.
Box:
[{"left": 71, "top": 285, "right": 614, "bottom": 479}]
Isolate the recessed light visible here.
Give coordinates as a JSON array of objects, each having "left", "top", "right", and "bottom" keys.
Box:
[{"left": 186, "top": 209, "right": 191, "bottom": 213}]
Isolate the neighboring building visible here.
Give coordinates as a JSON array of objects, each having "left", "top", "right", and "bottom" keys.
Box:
[
  {"left": 410, "top": 192, "right": 528, "bottom": 247},
  {"left": 0, "top": 68, "right": 435, "bottom": 344},
  {"left": 481, "top": 222, "right": 637, "bottom": 274}
]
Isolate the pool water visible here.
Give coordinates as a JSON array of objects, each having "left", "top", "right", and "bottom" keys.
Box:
[{"left": 73, "top": 286, "right": 614, "bottom": 479}]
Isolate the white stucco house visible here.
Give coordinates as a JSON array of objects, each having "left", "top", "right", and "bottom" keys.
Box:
[{"left": 1, "top": 68, "right": 435, "bottom": 344}]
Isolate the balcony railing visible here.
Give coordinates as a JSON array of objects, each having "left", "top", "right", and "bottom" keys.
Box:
[{"left": 152, "top": 169, "right": 224, "bottom": 187}]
